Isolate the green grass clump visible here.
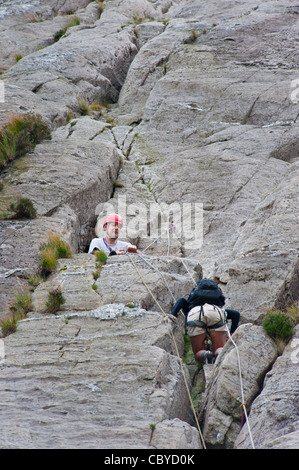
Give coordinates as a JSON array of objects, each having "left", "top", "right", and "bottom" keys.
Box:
[
  {"left": 10, "top": 197, "right": 37, "bottom": 219},
  {"left": 28, "top": 274, "right": 44, "bottom": 288},
  {"left": 40, "top": 232, "right": 72, "bottom": 275},
  {"left": 263, "top": 304, "right": 299, "bottom": 353},
  {"left": 9, "top": 290, "right": 32, "bottom": 319},
  {"left": 15, "top": 53, "right": 23, "bottom": 62},
  {"left": 91, "top": 250, "right": 108, "bottom": 289},
  {"left": 1, "top": 289, "right": 32, "bottom": 337},
  {"left": 45, "top": 287, "right": 65, "bottom": 313},
  {"left": 78, "top": 98, "right": 104, "bottom": 116},
  {"left": 95, "top": 250, "right": 108, "bottom": 265},
  {"left": 1, "top": 316, "right": 18, "bottom": 337},
  {"left": 54, "top": 16, "right": 80, "bottom": 42},
  {"left": 0, "top": 113, "right": 51, "bottom": 171}
]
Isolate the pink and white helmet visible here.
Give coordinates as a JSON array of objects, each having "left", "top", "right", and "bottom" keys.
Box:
[{"left": 103, "top": 213, "right": 123, "bottom": 228}]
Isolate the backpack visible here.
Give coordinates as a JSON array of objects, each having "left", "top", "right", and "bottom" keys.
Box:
[{"left": 187, "top": 278, "right": 225, "bottom": 310}]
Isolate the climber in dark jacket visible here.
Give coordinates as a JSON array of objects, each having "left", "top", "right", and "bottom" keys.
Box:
[
  {"left": 170, "top": 279, "right": 240, "bottom": 334},
  {"left": 170, "top": 279, "right": 240, "bottom": 363}
]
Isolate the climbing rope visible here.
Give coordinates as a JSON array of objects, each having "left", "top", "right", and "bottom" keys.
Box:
[
  {"left": 224, "top": 324, "right": 255, "bottom": 449},
  {"left": 126, "top": 252, "right": 207, "bottom": 450},
  {"left": 136, "top": 253, "right": 176, "bottom": 303}
]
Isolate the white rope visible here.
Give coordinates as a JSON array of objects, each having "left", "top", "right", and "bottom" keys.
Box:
[
  {"left": 136, "top": 253, "right": 176, "bottom": 302},
  {"left": 225, "top": 324, "right": 255, "bottom": 449},
  {"left": 181, "top": 259, "right": 197, "bottom": 287},
  {"left": 142, "top": 234, "right": 163, "bottom": 252}
]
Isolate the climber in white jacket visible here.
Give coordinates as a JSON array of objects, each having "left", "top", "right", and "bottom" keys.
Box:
[{"left": 88, "top": 213, "right": 140, "bottom": 256}]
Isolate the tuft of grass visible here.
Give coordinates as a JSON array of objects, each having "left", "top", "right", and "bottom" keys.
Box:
[
  {"left": 78, "top": 98, "right": 104, "bottom": 116},
  {"left": 1, "top": 289, "right": 32, "bottom": 337},
  {"left": 0, "top": 130, "right": 17, "bottom": 166},
  {"left": 45, "top": 286, "right": 65, "bottom": 313},
  {"left": 96, "top": 0, "right": 105, "bottom": 13},
  {"left": 10, "top": 197, "right": 37, "bottom": 219},
  {"left": 28, "top": 274, "right": 44, "bottom": 289},
  {"left": 105, "top": 116, "right": 116, "bottom": 127},
  {"left": 92, "top": 250, "right": 108, "bottom": 287},
  {"left": 0, "top": 113, "right": 51, "bottom": 171},
  {"left": 1, "top": 316, "right": 18, "bottom": 337},
  {"left": 15, "top": 53, "right": 23, "bottom": 62},
  {"left": 40, "top": 245, "right": 58, "bottom": 274},
  {"left": 40, "top": 232, "right": 72, "bottom": 276},
  {"left": 92, "top": 271, "right": 100, "bottom": 281},
  {"left": 9, "top": 290, "right": 32, "bottom": 319},
  {"left": 54, "top": 16, "right": 80, "bottom": 42}
]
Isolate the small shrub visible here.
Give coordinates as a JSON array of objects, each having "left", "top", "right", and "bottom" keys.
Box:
[
  {"left": 263, "top": 309, "right": 295, "bottom": 343},
  {"left": 10, "top": 197, "right": 37, "bottom": 219},
  {"left": 54, "top": 29, "right": 65, "bottom": 42},
  {"left": 92, "top": 271, "right": 100, "bottom": 280},
  {"left": 95, "top": 250, "right": 108, "bottom": 265},
  {"left": 45, "top": 287, "right": 65, "bottom": 313},
  {"left": 0, "top": 130, "right": 19, "bottom": 170}
]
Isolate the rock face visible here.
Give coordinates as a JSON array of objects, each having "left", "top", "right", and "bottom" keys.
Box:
[
  {"left": 31, "top": 253, "right": 201, "bottom": 314},
  {"left": 0, "top": 252, "right": 202, "bottom": 449},
  {"left": 235, "top": 324, "right": 299, "bottom": 449},
  {"left": 0, "top": 0, "right": 299, "bottom": 449},
  {"left": 0, "top": 303, "right": 200, "bottom": 449}
]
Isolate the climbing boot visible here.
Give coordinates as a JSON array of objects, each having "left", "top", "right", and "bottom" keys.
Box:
[{"left": 202, "top": 350, "right": 213, "bottom": 364}]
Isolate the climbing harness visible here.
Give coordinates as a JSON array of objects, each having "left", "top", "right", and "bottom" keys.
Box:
[
  {"left": 187, "top": 304, "right": 227, "bottom": 331},
  {"left": 126, "top": 252, "right": 207, "bottom": 450}
]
